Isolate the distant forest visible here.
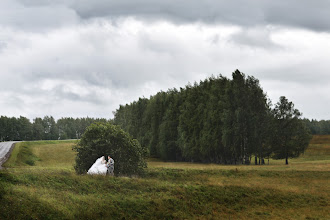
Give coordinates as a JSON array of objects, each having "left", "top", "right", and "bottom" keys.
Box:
[
  {"left": 2, "top": 116, "right": 326, "bottom": 143},
  {"left": 303, "top": 119, "right": 330, "bottom": 135},
  {"left": 0, "top": 116, "right": 107, "bottom": 141},
  {"left": 113, "top": 70, "right": 312, "bottom": 164}
]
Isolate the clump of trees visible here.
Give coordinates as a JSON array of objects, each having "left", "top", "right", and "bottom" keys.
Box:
[
  {"left": 0, "top": 116, "right": 108, "bottom": 142},
  {"left": 73, "top": 122, "right": 147, "bottom": 176},
  {"left": 113, "top": 70, "right": 311, "bottom": 165}
]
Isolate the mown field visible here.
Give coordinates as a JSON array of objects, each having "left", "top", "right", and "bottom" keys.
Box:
[{"left": 0, "top": 136, "right": 329, "bottom": 219}]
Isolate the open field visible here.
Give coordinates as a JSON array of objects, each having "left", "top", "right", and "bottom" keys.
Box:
[{"left": 0, "top": 137, "right": 329, "bottom": 219}]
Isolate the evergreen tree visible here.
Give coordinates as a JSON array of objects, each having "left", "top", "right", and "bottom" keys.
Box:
[
  {"left": 159, "top": 89, "right": 182, "bottom": 161},
  {"left": 112, "top": 70, "right": 311, "bottom": 164},
  {"left": 17, "top": 116, "right": 33, "bottom": 141},
  {"left": 32, "top": 117, "right": 45, "bottom": 140},
  {"left": 271, "top": 96, "right": 311, "bottom": 164}
]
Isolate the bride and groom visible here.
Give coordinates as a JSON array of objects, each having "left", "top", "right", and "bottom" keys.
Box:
[{"left": 87, "top": 155, "right": 115, "bottom": 176}]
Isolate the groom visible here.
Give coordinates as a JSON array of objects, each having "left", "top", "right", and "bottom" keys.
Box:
[{"left": 107, "top": 155, "right": 115, "bottom": 176}]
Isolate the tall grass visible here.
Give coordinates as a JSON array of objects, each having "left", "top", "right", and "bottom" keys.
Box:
[{"left": 0, "top": 138, "right": 329, "bottom": 219}]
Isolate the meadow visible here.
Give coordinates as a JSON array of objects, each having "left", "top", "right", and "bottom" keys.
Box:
[{"left": 0, "top": 136, "right": 329, "bottom": 219}]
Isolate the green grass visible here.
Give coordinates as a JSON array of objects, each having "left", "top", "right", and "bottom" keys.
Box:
[{"left": 0, "top": 138, "right": 329, "bottom": 219}]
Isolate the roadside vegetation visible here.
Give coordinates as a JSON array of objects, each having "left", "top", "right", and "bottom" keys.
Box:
[{"left": 0, "top": 136, "right": 329, "bottom": 219}]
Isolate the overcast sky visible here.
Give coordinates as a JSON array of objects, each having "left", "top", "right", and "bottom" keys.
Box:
[{"left": 0, "top": 0, "right": 329, "bottom": 120}]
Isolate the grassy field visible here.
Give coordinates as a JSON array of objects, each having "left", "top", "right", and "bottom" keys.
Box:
[{"left": 0, "top": 137, "right": 329, "bottom": 219}]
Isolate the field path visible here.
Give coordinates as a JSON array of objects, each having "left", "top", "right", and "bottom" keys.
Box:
[{"left": 0, "top": 141, "right": 18, "bottom": 168}]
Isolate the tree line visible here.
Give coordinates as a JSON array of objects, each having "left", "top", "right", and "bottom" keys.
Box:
[
  {"left": 302, "top": 119, "right": 330, "bottom": 135},
  {"left": 113, "top": 70, "right": 311, "bottom": 164},
  {"left": 0, "top": 116, "right": 108, "bottom": 141}
]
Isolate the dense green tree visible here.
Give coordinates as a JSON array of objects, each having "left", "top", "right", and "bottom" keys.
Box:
[
  {"left": 158, "top": 89, "right": 182, "bottom": 161},
  {"left": 113, "top": 70, "right": 312, "bottom": 165},
  {"left": 73, "top": 122, "right": 147, "bottom": 176},
  {"left": 7, "top": 117, "right": 18, "bottom": 141},
  {"left": 42, "top": 116, "right": 58, "bottom": 140},
  {"left": 271, "top": 96, "right": 311, "bottom": 164},
  {"left": 245, "top": 76, "right": 271, "bottom": 165},
  {"left": 146, "top": 92, "right": 167, "bottom": 157},
  {"left": 0, "top": 116, "right": 8, "bottom": 141},
  {"left": 32, "top": 117, "right": 45, "bottom": 140},
  {"left": 17, "top": 116, "right": 33, "bottom": 140},
  {"left": 178, "top": 83, "right": 204, "bottom": 162}
]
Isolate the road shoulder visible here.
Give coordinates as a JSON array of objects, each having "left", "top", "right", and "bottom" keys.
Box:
[{"left": 0, "top": 142, "right": 16, "bottom": 169}]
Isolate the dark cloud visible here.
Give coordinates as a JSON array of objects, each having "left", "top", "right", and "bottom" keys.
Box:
[
  {"left": 265, "top": 1, "right": 330, "bottom": 32},
  {"left": 4, "top": 0, "right": 329, "bottom": 32},
  {"left": 0, "top": 0, "right": 79, "bottom": 30},
  {"left": 68, "top": 0, "right": 330, "bottom": 32},
  {"left": 70, "top": 0, "right": 263, "bottom": 25},
  {"left": 1, "top": 0, "right": 329, "bottom": 35}
]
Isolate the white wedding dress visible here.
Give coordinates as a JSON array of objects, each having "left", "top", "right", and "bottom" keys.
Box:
[{"left": 87, "top": 156, "right": 108, "bottom": 175}]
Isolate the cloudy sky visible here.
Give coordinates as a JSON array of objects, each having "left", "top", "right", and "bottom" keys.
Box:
[{"left": 0, "top": 0, "right": 329, "bottom": 120}]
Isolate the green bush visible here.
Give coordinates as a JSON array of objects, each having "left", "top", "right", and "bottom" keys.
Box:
[
  {"left": 73, "top": 122, "right": 148, "bottom": 176},
  {"left": 25, "top": 159, "right": 35, "bottom": 166}
]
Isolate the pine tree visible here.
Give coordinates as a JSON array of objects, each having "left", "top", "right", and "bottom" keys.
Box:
[{"left": 271, "top": 96, "right": 311, "bottom": 164}]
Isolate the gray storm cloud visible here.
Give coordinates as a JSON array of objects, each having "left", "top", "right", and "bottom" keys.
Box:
[
  {"left": 4, "top": 0, "right": 330, "bottom": 32},
  {"left": 68, "top": 0, "right": 330, "bottom": 32}
]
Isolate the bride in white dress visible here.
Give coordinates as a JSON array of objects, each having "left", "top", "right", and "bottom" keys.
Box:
[{"left": 87, "top": 156, "right": 108, "bottom": 175}]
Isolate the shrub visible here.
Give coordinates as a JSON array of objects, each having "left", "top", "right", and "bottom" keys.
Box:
[
  {"left": 25, "top": 159, "right": 35, "bottom": 166},
  {"left": 73, "top": 122, "right": 148, "bottom": 176}
]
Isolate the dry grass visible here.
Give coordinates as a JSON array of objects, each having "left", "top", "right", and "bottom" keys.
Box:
[
  {"left": 310, "top": 135, "right": 330, "bottom": 144},
  {"left": 1, "top": 137, "right": 329, "bottom": 219},
  {"left": 33, "top": 142, "right": 77, "bottom": 169}
]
